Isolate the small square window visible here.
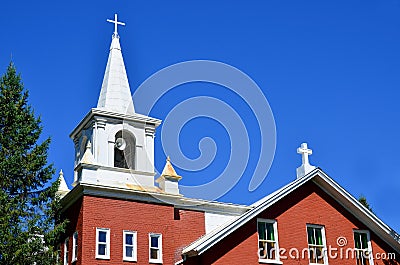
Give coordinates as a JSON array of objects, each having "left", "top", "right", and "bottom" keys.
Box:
[
  {"left": 96, "top": 228, "right": 110, "bottom": 259},
  {"left": 149, "top": 233, "right": 162, "bottom": 263},
  {"left": 123, "top": 231, "right": 137, "bottom": 261}
]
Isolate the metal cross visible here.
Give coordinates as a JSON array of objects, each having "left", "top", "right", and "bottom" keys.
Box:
[
  {"left": 107, "top": 14, "right": 125, "bottom": 36},
  {"left": 297, "top": 143, "right": 312, "bottom": 165}
]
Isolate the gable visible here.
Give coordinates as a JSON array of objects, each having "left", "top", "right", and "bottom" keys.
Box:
[
  {"left": 184, "top": 180, "right": 399, "bottom": 264},
  {"left": 182, "top": 169, "right": 400, "bottom": 262}
]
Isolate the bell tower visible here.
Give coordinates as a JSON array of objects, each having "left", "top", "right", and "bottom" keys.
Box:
[{"left": 69, "top": 14, "right": 161, "bottom": 190}]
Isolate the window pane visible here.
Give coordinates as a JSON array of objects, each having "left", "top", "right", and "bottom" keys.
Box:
[
  {"left": 307, "top": 227, "right": 315, "bottom": 245},
  {"left": 98, "top": 231, "right": 107, "bottom": 243},
  {"left": 98, "top": 244, "right": 106, "bottom": 255},
  {"left": 126, "top": 234, "right": 133, "bottom": 245},
  {"left": 354, "top": 233, "right": 361, "bottom": 249},
  {"left": 259, "top": 241, "right": 267, "bottom": 259},
  {"left": 151, "top": 236, "right": 159, "bottom": 248},
  {"left": 150, "top": 248, "right": 159, "bottom": 259},
  {"left": 316, "top": 246, "right": 324, "bottom": 264},
  {"left": 267, "top": 242, "right": 276, "bottom": 259},
  {"left": 361, "top": 233, "right": 368, "bottom": 249},
  {"left": 315, "top": 228, "right": 323, "bottom": 245},
  {"left": 258, "top": 222, "right": 266, "bottom": 240},
  {"left": 266, "top": 223, "right": 275, "bottom": 241},
  {"left": 310, "top": 247, "right": 317, "bottom": 263},
  {"left": 126, "top": 246, "right": 133, "bottom": 257}
]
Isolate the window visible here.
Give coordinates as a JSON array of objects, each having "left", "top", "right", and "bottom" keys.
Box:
[
  {"left": 64, "top": 238, "right": 69, "bottom": 265},
  {"left": 149, "top": 233, "right": 162, "bottom": 263},
  {"left": 354, "top": 230, "right": 373, "bottom": 265},
  {"left": 114, "top": 130, "right": 136, "bottom": 169},
  {"left": 307, "top": 225, "right": 328, "bottom": 264},
  {"left": 72, "top": 231, "right": 78, "bottom": 262},
  {"left": 96, "top": 228, "right": 110, "bottom": 259},
  {"left": 257, "top": 219, "right": 280, "bottom": 263},
  {"left": 123, "top": 231, "right": 137, "bottom": 261}
]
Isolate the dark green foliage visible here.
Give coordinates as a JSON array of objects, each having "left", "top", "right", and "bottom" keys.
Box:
[
  {"left": 0, "top": 62, "right": 66, "bottom": 264},
  {"left": 358, "top": 195, "right": 373, "bottom": 213}
]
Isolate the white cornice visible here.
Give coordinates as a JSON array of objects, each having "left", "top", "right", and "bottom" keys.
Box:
[
  {"left": 60, "top": 182, "right": 251, "bottom": 216},
  {"left": 70, "top": 108, "right": 162, "bottom": 139}
]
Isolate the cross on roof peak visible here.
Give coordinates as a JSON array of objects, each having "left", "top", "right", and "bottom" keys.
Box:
[
  {"left": 297, "top": 142, "right": 312, "bottom": 165},
  {"left": 107, "top": 13, "right": 125, "bottom": 37},
  {"left": 296, "top": 142, "right": 316, "bottom": 179}
]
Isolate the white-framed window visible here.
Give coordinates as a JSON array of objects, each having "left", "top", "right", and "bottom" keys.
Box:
[
  {"left": 72, "top": 231, "right": 78, "bottom": 262},
  {"left": 123, "top": 230, "right": 137, "bottom": 261},
  {"left": 257, "top": 219, "right": 281, "bottom": 263},
  {"left": 306, "top": 224, "right": 328, "bottom": 265},
  {"left": 64, "top": 237, "right": 69, "bottom": 265},
  {"left": 354, "top": 230, "right": 373, "bottom": 265},
  {"left": 149, "top": 233, "right": 163, "bottom": 263},
  {"left": 96, "top": 228, "right": 110, "bottom": 259}
]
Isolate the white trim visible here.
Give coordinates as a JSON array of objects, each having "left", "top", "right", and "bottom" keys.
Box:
[
  {"left": 306, "top": 224, "right": 328, "bottom": 265},
  {"left": 60, "top": 182, "right": 250, "bottom": 217},
  {"left": 64, "top": 237, "right": 69, "bottom": 265},
  {"left": 149, "top": 233, "right": 163, "bottom": 263},
  {"left": 257, "top": 218, "right": 281, "bottom": 264},
  {"left": 70, "top": 108, "right": 161, "bottom": 139},
  {"left": 123, "top": 230, "right": 137, "bottom": 261},
  {"left": 72, "top": 231, "right": 78, "bottom": 262},
  {"left": 353, "top": 229, "right": 374, "bottom": 265},
  {"left": 95, "top": 228, "right": 110, "bottom": 259}
]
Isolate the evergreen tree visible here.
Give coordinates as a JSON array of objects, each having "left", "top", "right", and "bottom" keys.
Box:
[
  {"left": 0, "top": 62, "right": 66, "bottom": 264},
  {"left": 358, "top": 195, "right": 373, "bottom": 212}
]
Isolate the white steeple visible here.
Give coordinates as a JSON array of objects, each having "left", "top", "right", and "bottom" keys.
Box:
[
  {"left": 97, "top": 14, "right": 135, "bottom": 114},
  {"left": 70, "top": 14, "right": 161, "bottom": 192},
  {"left": 296, "top": 142, "right": 316, "bottom": 178}
]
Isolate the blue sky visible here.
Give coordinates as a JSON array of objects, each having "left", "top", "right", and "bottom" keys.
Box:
[{"left": 1, "top": 1, "right": 399, "bottom": 231}]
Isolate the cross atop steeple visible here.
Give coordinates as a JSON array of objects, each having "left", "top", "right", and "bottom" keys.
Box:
[
  {"left": 107, "top": 13, "right": 125, "bottom": 37},
  {"left": 296, "top": 142, "right": 316, "bottom": 179}
]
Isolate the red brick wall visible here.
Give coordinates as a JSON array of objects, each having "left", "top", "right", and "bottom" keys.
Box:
[
  {"left": 62, "top": 194, "right": 205, "bottom": 265},
  {"left": 186, "top": 181, "right": 399, "bottom": 265},
  {"left": 60, "top": 197, "right": 83, "bottom": 265},
  {"left": 174, "top": 208, "right": 206, "bottom": 262}
]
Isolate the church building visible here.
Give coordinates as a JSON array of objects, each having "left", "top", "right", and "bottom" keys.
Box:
[{"left": 58, "top": 15, "right": 400, "bottom": 265}]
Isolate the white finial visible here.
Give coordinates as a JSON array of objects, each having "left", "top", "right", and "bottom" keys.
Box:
[
  {"left": 107, "top": 13, "right": 125, "bottom": 37},
  {"left": 57, "top": 169, "right": 70, "bottom": 198},
  {"left": 81, "top": 141, "right": 95, "bottom": 164},
  {"left": 296, "top": 142, "right": 316, "bottom": 179}
]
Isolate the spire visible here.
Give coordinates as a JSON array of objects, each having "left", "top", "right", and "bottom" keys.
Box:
[
  {"left": 296, "top": 143, "right": 316, "bottom": 178},
  {"left": 97, "top": 14, "right": 135, "bottom": 114},
  {"left": 156, "top": 156, "right": 182, "bottom": 195},
  {"left": 56, "top": 169, "right": 70, "bottom": 198}
]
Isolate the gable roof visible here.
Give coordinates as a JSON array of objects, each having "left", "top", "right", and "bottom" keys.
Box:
[{"left": 182, "top": 168, "right": 400, "bottom": 257}]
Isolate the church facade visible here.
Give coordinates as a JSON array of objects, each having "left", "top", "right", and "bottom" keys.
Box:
[{"left": 58, "top": 15, "right": 400, "bottom": 265}]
